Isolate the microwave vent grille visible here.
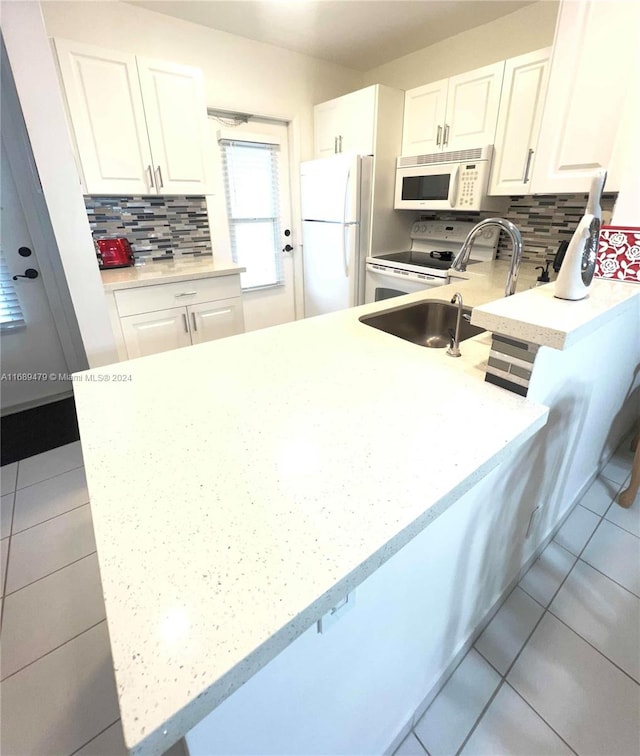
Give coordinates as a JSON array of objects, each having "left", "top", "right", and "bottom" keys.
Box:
[{"left": 398, "top": 147, "right": 485, "bottom": 168}]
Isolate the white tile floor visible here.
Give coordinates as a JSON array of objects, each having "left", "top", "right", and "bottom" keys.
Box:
[
  {"left": 396, "top": 439, "right": 640, "bottom": 756},
  {"left": 0, "top": 442, "right": 185, "bottom": 756},
  {"left": 1, "top": 440, "right": 638, "bottom": 756}
]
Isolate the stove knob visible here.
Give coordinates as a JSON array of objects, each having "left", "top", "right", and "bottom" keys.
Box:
[
  {"left": 420, "top": 224, "right": 427, "bottom": 233},
  {"left": 483, "top": 229, "right": 494, "bottom": 239}
]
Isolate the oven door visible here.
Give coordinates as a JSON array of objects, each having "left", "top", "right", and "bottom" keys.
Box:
[
  {"left": 394, "top": 163, "right": 460, "bottom": 211},
  {"left": 365, "top": 262, "right": 446, "bottom": 304}
]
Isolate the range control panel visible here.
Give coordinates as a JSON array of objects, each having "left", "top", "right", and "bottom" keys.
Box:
[{"left": 410, "top": 221, "right": 500, "bottom": 248}]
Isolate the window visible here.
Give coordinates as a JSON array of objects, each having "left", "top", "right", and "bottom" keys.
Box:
[
  {"left": 220, "top": 139, "right": 282, "bottom": 290},
  {"left": 0, "top": 252, "right": 25, "bottom": 331}
]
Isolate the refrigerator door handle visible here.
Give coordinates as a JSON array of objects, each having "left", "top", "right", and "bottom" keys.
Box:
[{"left": 342, "top": 224, "right": 349, "bottom": 277}]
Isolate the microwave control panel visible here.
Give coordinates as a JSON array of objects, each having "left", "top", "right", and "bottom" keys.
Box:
[{"left": 457, "top": 162, "right": 490, "bottom": 209}]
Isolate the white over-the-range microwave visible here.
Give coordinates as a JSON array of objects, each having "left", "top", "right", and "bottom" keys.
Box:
[{"left": 394, "top": 145, "right": 507, "bottom": 212}]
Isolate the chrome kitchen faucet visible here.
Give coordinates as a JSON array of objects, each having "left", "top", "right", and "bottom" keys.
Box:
[{"left": 451, "top": 218, "right": 524, "bottom": 297}]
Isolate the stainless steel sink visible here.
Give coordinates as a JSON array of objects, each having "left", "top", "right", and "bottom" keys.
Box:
[{"left": 359, "top": 300, "right": 485, "bottom": 348}]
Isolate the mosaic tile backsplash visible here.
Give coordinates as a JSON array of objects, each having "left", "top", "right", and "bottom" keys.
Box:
[
  {"left": 84, "top": 195, "right": 212, "bottom": 263},
  {"left": 422, "top": 193, "right": 618, "bottom": 265}
]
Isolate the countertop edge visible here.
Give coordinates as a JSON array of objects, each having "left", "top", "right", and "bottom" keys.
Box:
[{"left": 101, "top": 262, "right": 245, "bottom": 292}]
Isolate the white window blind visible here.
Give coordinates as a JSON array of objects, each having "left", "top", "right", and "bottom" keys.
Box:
[
  {"left": 220, "top": 139, "right": 283, "bottom": 290},
  {"left": 0, "top": 252, "right": 25, "bottom": 331}
]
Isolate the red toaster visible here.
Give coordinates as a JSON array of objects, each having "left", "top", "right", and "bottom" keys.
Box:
[{"left": 96, "top": 238, "right": 135, "bottom": 269}]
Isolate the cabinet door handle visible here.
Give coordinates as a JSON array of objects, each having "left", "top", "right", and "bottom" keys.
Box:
[
  {"left": 436, "top": 125, "right": 442, "bottom": 146},
  {"left": 191, "top": 312, "right": 198, "bottom": 332},
  {"left": 182, "top": 313, "right": 189, "bottom": 333},
  {"left": 338, "top": 135, "right": 343, "bottom": 152},
  {"left": 146, "top": 165, "right": 154, "bottom": 189},
  {"left": 155, "top": 165, "right": 164, "bottom": 189},
  {"left": 523, "top": 148, "right": 534, "bottom": 184},
  {"left": 334, "top": 136, "right": 338, "bottom": 154},
  {"left": 443, "top": 124, "right": 450, "bottom": 146},
  {"left": 175, "top": 291, "right": 197, "bottom": 298}
]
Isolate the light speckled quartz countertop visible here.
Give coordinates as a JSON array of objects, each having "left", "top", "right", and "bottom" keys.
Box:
[
  {"left": 472, "top": 277, "right": 639, "bottom": 349},
  {"left": 73, "top": 265, "right": 555, "bottom": 756},
  {"left": 100, "top": 257, "right": 244, "bottom": 292}
]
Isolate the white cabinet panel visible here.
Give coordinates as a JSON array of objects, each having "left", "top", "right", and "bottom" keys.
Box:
[
  {"left": 137, "top": 58, "right": 213, "bottom": 195},
  {"left": 53, "top": 39, "right": 153, "bottom": 195},
  {"left": 121, "top": 307, "right": 191, "bottom": 359},
  {"left": 401, "top": 79, "right": 448, "bottom": 156},
  {"left": 313, "top": 86, "right": 377, "bottom": 158},
  {"left": 490, "top": 49, "right": 550, "bottom": 196},
  {"left": 532, "top": 0, "right": 638, "bottom": 194},
  {"left": 401, "top": 63, "right": 503, "bottom": 156},
  {"left": 314, "top": 101, "right": 344, "bottom": 158},
  {"left": 188, "top": 297, "right": 244, "bottom": 345}
]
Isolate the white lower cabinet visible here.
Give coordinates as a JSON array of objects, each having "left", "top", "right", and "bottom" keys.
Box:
[
  {"left": 107, "top": 274, "right": 245, "bottom": 360},
  {"left": 121, "top": 307, "right": 192, "bottom": 359},
  {"left": 188, "top": 299, "right": 244, "bottom": 345}
]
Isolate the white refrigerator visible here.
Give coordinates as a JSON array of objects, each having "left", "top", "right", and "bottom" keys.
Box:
[{"left": 300, "top": 154, "right": 373, "bottom": 317}]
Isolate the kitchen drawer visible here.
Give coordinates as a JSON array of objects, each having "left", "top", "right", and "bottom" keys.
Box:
[{"left": 114, "top": 275, "right": 241, "bottom": 317}]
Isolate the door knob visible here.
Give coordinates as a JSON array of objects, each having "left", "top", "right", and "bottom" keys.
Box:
[
  {"left": 12, "top": 268, "right": 39, "bottom": 280},
  {"left": 282, "top": 244, "right": 293, "bottom": 253}
]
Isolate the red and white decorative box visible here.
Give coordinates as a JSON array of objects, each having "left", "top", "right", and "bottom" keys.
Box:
[{"left": 594, "top": 226, "right": 640, "bottom": 283}]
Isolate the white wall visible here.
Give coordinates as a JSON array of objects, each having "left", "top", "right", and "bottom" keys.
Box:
[
  {"left": 41, "top": 1, "right": 364, "bottom": 163},
  {"left": 363, "top": 1, "right": 559, "bottom": 90},
  {"left": 186, "top": 299, "right": 639, "bottom": 755}
]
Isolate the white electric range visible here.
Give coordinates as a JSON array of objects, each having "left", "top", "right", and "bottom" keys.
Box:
[{"left": 364, "top": 220, "right": 500, "bottom": 303}]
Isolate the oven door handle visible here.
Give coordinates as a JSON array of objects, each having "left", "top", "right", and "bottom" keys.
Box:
[{"left": 450, "top": 165, "right": 460, "bottom": 208}]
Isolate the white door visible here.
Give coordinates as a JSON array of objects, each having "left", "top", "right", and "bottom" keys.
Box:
[
  {"left": 401, "top": 79, "right": 448, "bottom": 156},
  {"left": 444, "top": 61, "right": 505, "bottom": 151},
  {"left": 531, "top": 0, "right": 638, "bottom": 194},
  {"left": 490, "top": 49, "right": 550, "bottom": 196},
  {"left": 207, "top": 118, "right": 296, "bottom": 332},
  {"left": 53, "top": 38, "right": 154, "bottom": 195},
  {"left": 137, "top": 57, "right": 213, "bottom": 195},
  {"left": 120, "top": 307, "right": 191, "bottom": 358},
  {"left": 0, "top": 143, "right": 71, "bottom": 413}
]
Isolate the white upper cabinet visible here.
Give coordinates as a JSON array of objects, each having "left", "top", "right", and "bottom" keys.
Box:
[
  {"left": 314, "top": 86, "right": 377, "bottom": 157},
  {"left": 531, "top": 0, "right": 638, "bottom": 194},
  {"left": 136, "top": 57, "right": 213, "bottom": 194},
  {"left": 401, "top": 79, "right": 448, "bottom": 156},
  {"left": 53, "top": 39, "right": 213, "bottom": 195},
  {"left": 489, "top": 48, "right": 551, "bottom": 196},
  {"left": 401, "top": 62, "right": 504, "bottom": 156},
  {"left": 53, "top": 39, "right": 154, "bottom": 195}
]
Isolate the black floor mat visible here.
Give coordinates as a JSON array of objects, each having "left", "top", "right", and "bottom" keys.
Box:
[{"left": 1, "top": 396, "right": 80, "bottom": 465}]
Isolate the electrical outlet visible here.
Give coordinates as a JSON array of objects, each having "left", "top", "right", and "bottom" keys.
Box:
[{"left": 317, "top": 590, "right": 356, "bottom": 634}]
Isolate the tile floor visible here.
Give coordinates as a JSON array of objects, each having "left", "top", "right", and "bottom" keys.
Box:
[
  {"left": 0, "top": 441, "right": 185, "bottom": 756},
  {"left": 1, "top": 440, "right": 638, "bottom": 756},
  {"left": 396, "top": 441, "right": 640, "bottom": 756}
]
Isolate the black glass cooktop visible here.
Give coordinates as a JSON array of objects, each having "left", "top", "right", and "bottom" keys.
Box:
[{"left": 375, "top": 250, "right": 454, "bottom": 271}]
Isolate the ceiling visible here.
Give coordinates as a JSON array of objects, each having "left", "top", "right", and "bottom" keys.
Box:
[{"left": 125, "top": 1, "right": 536, "bottom": 71}]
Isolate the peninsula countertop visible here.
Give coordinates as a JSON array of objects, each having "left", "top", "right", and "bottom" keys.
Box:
[{"left": 73, "top": 279, "right": 551, "bottom": 756}]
